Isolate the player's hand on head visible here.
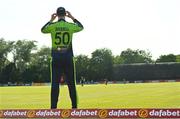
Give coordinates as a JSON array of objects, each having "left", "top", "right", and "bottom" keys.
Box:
[
  {"left": 66, "top": 11, "right": 71, "bottom": 17},
  {"left": 50, "top": 13, "right": 57, "bottom": 22},
  {"left": 66, "top": 11, "right": 75, "bottom": 20}
]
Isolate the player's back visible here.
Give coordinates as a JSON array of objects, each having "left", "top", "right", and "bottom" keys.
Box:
[
  {"left": 49, "top": 20, "right": 82, "bottom": 49},
  {"left": 41, "top": 18, "right": 83, "bottom": 50}
]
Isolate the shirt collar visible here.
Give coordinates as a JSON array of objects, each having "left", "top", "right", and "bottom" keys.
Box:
[{"left": 58, "top": 19, "right": 66, "bottom": 22}]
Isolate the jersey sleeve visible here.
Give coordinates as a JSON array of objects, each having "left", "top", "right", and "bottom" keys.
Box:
[
  {"left": 41, "top": 22, "right": 53, "bottom": 33},
  {"left": 71, "top": 19, "right": 84, "bottom": 33}
]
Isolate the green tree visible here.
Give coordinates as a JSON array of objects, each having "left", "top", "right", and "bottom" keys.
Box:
[
  {"left": 29, "top": 46, "right": 51, "bottom": 83},
  {"left": 0, "top": 38, "right": 14, "bottom": 84},
  {"left": 90, "top": 48, "right": 113, "bottom": 82},
  {"left": 113, "top": 55, "right": 124, "bottom": 64},
  {"left": 176, "top": 55, "right": 180, "bottom": 62},
  {"left": 12, "top": 40, "right": 37, "bottom": 69},
  {"left": 156, "top": 54, "right": 176, "bottom": 62},
  {"left": 120, "top": 48, "right": 152, "bottom": 64},
  {"left": 0, "top": 38, "right": 14, "bottom": 70},
  {"left": 0, "top": 63, "right": 19, "bottom": 84},
  {"left": 12, "top": 40, "right": 37, "bottom": 83},
  {"left": 75, "top": 55, "right": 90, "bottom": 82}
]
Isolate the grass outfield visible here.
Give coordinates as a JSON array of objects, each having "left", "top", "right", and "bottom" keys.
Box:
[{"left": 0, "top": 82, "right": 180, "bottom": 109}]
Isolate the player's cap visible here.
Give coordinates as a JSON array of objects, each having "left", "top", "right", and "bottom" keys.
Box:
[{"left": 57, "top": 7, "right": 66, "bottom": 16}]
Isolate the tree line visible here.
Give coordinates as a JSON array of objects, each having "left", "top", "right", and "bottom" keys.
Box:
[{"left": 0, "top": 38, "right": 180, "bottom": 84}]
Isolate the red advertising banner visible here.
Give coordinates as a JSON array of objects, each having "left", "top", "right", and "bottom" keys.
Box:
[{"left": 0, "top": 109, "right": 179, "bottom": 118}]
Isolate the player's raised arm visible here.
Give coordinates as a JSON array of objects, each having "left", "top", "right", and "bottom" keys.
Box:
[
  {"left": 41, "top": 13, "right": 57, "bottom": 33},
  {"left": 66, "top": 11, "right": 84, "bottom": 31}
]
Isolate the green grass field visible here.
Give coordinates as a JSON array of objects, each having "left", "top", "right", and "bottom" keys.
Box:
[{"left": 0, "top": 82, "right": 180, "bottom": 109}]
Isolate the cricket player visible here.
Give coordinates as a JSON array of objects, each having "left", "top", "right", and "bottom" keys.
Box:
[{"left": 41, "top": 7, "right": 83, "bottom": 109}]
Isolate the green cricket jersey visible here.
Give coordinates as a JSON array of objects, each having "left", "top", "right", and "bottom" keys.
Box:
[{"left": 41, "top": 19, "right": 83, "bottom": 50}]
